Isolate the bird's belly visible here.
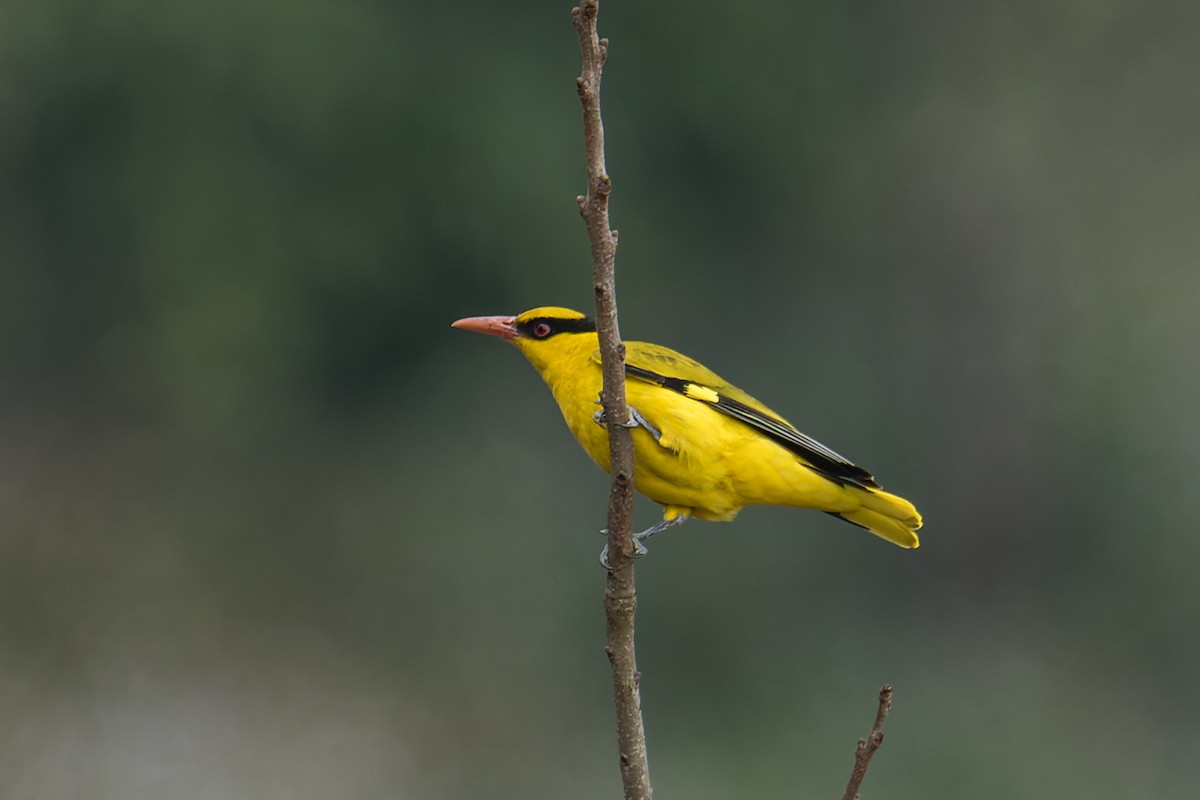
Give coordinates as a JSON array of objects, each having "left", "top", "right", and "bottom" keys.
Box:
[
  {"left": 630, "top": 430, "right": 743, "bottom": 520},
  {"left": 621, "top": 389, "right": 753, "bottom": 521}
]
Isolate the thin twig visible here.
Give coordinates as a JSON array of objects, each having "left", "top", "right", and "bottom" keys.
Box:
[
  {"left": 571, "top": 2, "right": 652, "bottom": 799},
  {"left": 841, "top": 684, "right": 894, "bottom": 800}
]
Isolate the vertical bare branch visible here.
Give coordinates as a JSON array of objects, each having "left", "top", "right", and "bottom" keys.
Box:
[
  {"left": 841, "top": 685, "right": 894, "bottom": 800},
  {"left": 571, "top": 2, "right": 652, "bottom": 799}
]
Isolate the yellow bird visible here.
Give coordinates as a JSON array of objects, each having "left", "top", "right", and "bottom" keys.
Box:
[{"left": 452, "top": 306, "right": 922, "bottom": 562}]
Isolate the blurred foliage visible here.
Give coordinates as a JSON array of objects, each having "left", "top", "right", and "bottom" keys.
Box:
[{"left": 2, "top": 0, "right": 1199, "bottom": 798}]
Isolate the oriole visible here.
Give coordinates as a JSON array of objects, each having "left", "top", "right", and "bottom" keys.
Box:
[{"left": 453, "top": 306, "right": 922, "bottom": 561}]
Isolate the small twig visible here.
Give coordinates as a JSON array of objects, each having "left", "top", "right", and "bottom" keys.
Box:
[
  {"left": 571, "top": 2, "right": 652, "bottom": 800},
  {"left": 841, "top": 685, "right": 894, "bottom": 800}
]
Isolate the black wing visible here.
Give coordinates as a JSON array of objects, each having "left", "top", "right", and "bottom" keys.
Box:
[{"left": 625, "top": 363, "right": 879, "bottom": 489}]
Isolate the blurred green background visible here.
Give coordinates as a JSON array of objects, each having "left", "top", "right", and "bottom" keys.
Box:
[{"left": 3, "top": 0, "right": 1198, "bottom": 797}]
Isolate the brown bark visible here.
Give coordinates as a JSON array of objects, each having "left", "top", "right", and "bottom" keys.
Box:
[
  {"left": 571, "top": 2, "right": 652, "bottom": 799},
  {"left": 841, "top": 685, "right": 894, "bottom": 800}
]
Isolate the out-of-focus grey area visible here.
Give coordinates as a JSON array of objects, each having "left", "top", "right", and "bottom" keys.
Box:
[{"left": 3, "top": 1, "right": 1198, "bottom": 797}]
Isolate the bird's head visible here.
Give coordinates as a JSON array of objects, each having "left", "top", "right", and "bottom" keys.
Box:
[{"left": 452, "top": 306, "right": 598, "bottom": 372}]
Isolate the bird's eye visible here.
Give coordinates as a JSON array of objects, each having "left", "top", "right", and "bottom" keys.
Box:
[{"left": 533, "top": 322, "right": 552, "bottom": 338}]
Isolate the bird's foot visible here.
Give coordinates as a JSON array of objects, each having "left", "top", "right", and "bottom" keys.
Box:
[
  {"left": 592, "top": 402, "right": 663, "bottom": 442},
  {"left": 598, "top": 515, "right": 689, "bottom": 569}
]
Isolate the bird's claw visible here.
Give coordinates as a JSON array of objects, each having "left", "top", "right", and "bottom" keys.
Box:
[
  {"left": 599, "top": 537, "right": 650, "bottom": 570},
  {"left": 592, "top": 407, "right": 637, "bottom": 429}
]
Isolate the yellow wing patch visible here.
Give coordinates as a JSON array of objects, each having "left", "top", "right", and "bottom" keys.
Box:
[{"left": 682, "top": 383, "right": 720, "bottom": 404}]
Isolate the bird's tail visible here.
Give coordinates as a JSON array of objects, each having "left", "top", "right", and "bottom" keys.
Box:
[{"left": 829, "top": 486, "right": 923, "bottom": 549}]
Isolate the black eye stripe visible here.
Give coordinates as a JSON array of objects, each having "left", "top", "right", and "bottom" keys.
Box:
[{"left": 516, "top": 316, "right": 597, "bottom": 338}]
